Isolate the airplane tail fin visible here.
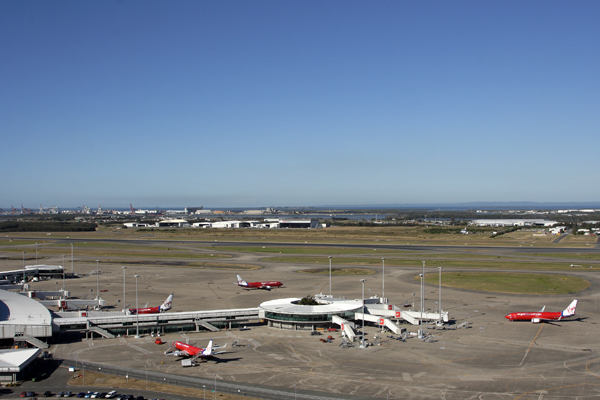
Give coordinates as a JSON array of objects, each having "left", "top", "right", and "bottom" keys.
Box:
[
  {"left": 160, "top": 294, "right": 174, "bottom": 312},
  {"left": 562, "top": 299, "right": 578, "bottom": 317},
  {"left": 236, "top": 274, "right": 248, "bottom": 286},
  {"left": 202, "top": 340, "right": 213, "bottom": 356}
]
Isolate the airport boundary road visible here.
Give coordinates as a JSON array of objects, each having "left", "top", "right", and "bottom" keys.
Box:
[
  {"left": 39, "top": 237, "right": 600, "bottom": 253},
  {"left": 69, "top": 360, "right": 370, "bottom": 400}
]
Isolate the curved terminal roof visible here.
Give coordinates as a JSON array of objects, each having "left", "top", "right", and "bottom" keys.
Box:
[
  {"left": 260, "top": 297, "right": 363, "bottom": 315},
  {"left": 0, "top": 289, "right": 52, "bottom": 326}
]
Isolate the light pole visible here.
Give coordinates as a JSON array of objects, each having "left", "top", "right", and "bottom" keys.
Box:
[
  {"left": 134, "top": 274, "right": 140, "bottom": 338},
  {"left": 35, "top": 242, "right": 38, "bottom": 264},
  {"left": 421, "top": 261, "right": 426, "bottom": 330},
  {"left": 412, "top": 293, "right": 415, "bottom": 310},
  {"left": 438, "top": 267, "right": 443, "bottom": 324},
  {"left": 122, "top": 266, "right": 127, "bottom": 312},
  {"left": 71, "top": 243, "right": 74, "bottom": 275},
  {"left": 95, "top": 260, "right": 100, "bottom": 300},
  {"left": 214, "top": 373, "right": 217, "bottom": 399},
  {"left": 203, "top": 385, "right": 206, "bottom": 400},
  {"left": 62, "top": 255, "right": 66, "bottom": 290},
  {"left": 381, "top": 258, "right": 385, "bottom": 299},
  {"left": 145, "top": 365, "right": 147, "bottom": 390},
  {"left": 328, "top": 256, "right": 332, "bottom": 295},
  {"left": 419, "top": 274, "right": 424, "bottom": 338},
  {"left": 294, "top": 383, "right": 297, "bottom": 400},
  {"left": 360, "top": 278, "right": 366, "bottom": 348},
  {"left": 22, "top": 251, "right": 25, "bottom": 287}
]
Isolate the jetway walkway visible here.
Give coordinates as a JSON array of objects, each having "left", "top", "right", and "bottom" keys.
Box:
[
  {"left": 399, "top": 310, "right": 448, "bottom": 325},
  {"left": 53, "top": 307, "right": 261, "bottom": 338},
  {"left": 197, "top": 320, "right": 220, "bottom": 332},
  {"left": 87, "top": 325, "right": 115, "bottom": 339},
  {"left": 365, "top": 304, "right": 448, "bottom": 326},
  {"left": 331, "top": 315, "right": 356, "bottom": 341},
  {"left": 14, "top": 334, "right": 49, "bottom": 349},
  {"left": 354, "top": 312, "right": 404, "bottom": 335}
]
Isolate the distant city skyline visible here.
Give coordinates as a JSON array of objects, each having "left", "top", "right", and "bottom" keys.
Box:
[
  {"left": 2, "top": 2, "right": 599, "bottom": 208},
  {"left": 3, "top": 201, "right": 600, "bottom": 212}
]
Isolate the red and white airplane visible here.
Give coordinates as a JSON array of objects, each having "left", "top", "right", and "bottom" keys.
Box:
[
  {"left": 163, "top": 339, "right": 227, "bottom": 359},
  {"left": 235, "top": 274, "right": 283, "bottom": 290},
  {"left": 128, "top": 293, "right": 173, "bottom": 315},
  {"left": 505, "top": 299, "right": 578, "bottom": 323}
]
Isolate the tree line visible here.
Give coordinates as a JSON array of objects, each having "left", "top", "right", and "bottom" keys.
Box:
[{"left": 0, "top": 221, "right": 97, "bottom": 232}]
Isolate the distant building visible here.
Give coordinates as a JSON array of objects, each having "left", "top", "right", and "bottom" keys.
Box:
[
  {"left": 470, "top": 219, "right": 558, "bottom": 227},
  {"left": 156, "top": 219, "right": 190, "bottom": 228},
  {"left": 193, "top": 218, "right": 320, "bottom": 229},
  {"left": 278, "top": 219, "right": 320, "bottom": 229},
  {"left": 210, "top": 221, "right": 251, "bottom": 228}
]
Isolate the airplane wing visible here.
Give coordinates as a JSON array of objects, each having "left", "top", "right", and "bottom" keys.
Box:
[{"left": 164, "top": 348, "right": 191, "bottom": 357}]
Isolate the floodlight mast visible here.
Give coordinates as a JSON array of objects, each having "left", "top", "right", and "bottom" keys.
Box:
[
  {"left": 382, "top": 258, "right": 385, "bottom": 299},
  {"left": 329, "top": 256, "right": 332, "bottom": 295},
  {"left": 134, "top": 274, "right": 140, "bottom": 338},
  {"left": 96, "top": 260, "right": 100, "bottom": 300},
  {"left": 360, "top": 278, "right": 366, "bottom": 348},
  {"left": 122, "top": 266, "right": 127, "bottom": 312},
  {"left": 419, "top": 274, "right": 424, "bottom": 338},
  {"left": 438, "top": 267, "right": 443, "bottom": 324}
]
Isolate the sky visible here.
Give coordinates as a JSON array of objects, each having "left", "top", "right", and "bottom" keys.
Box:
[{"left": 2, "top": 1, "right": 599, "bottom": 209}]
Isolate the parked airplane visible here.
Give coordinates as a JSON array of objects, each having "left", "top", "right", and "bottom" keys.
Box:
[
  {"left": 129, "top": 294, "right": 173, "bottom": 315},
  {"left": 163, "top": 339, "right": 227, "bottom": 359},
  {"left": 235, "top": 274, "right": 283, "bottom": 290},
  {"left": 505, "top": 299, "right": 578, "bottom": 323}
]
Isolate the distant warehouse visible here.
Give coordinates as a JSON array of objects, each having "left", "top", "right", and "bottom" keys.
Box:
[
  {"left": 278, "top": 219, "right": 320, "bottom": 228},
  {"left": 192, "top": 219, "right": 320, "bottom": 229},
  {"left": 470, "top": 219, "right": 558, "bottom": 227}
]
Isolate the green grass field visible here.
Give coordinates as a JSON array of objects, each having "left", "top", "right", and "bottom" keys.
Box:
[
  {"left": 296, "top": 268, "right": 376, "bottom": 275},
  {"left": 422, "top": 272, "right": 590, "bottom": 294},
  {"left": 2, "top": 228, "right": 597, "bottom": 295},
  {"left": 260, "top": 255, "right": 596, "bottom": 271}
]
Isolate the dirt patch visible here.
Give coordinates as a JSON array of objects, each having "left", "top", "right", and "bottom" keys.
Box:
[{"left": 68, "top": 370, "right": 257, "bottom": 400}]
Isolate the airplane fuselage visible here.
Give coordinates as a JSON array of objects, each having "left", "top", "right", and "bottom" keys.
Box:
[
  {"left": 130, "top": 306, "right": 161, "bottom": 315},
  {"left": 171, "top": 341, "right": 202, "bottom": 356},
  {"left": 241, "top": 281, "right": 283, "bottom": 290},
  {"left": 505, "top": 311, "right": 562, "bottom": 321}
]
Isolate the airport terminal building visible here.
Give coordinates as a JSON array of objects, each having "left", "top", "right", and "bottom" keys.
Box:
[{"left": 259, "top": 297, "right": 363, "bottom": 330}]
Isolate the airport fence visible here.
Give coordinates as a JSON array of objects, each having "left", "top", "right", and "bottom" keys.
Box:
[{"left": 68, "top": 360, "right": 363, "bottom": 400}]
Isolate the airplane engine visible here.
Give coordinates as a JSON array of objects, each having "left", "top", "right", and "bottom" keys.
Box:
[
  {"left": 164, "top": 350, "right": 187, "bottom": 357},
  {"left": 531, "top": 318, "right": 541, "bottom": 323},
  {"left": 265, "top": 286, "right": 271, "bottom": 290}
]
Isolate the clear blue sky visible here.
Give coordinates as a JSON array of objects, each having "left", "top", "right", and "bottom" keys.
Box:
[{"left": 2, "top": 1, "right": 599, "bottom": 208}]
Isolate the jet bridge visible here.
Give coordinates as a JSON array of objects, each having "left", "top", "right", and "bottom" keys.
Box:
[
  {"left": 331, "top": 315, "right": 356, "bottom": 341},
  {"left": 354, "top": 312, "right": 405, "bottom": 335}
]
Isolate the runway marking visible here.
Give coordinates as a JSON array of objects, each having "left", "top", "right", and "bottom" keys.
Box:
[
  {"left": 207, "top": 283, "right": 230, "bottom": 309},
  {"left": 513, "top": 383, "right": 600, "bottom": 400},
  {"left": 127, "top": 343, "right": 152, "bottom": 354},
  {"left": 520, "top": 324, "right": 544, "bottom": 367},
  {"left": 374, "top": 385, "right": 388, "bottom": 397},
  {"left": 585, "top": 358, "right": 600, "bottom": 379}
]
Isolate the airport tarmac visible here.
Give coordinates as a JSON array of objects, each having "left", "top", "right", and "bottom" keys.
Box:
[{"left": 5, "top": 241, "right": 600, "bottom": 399}]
